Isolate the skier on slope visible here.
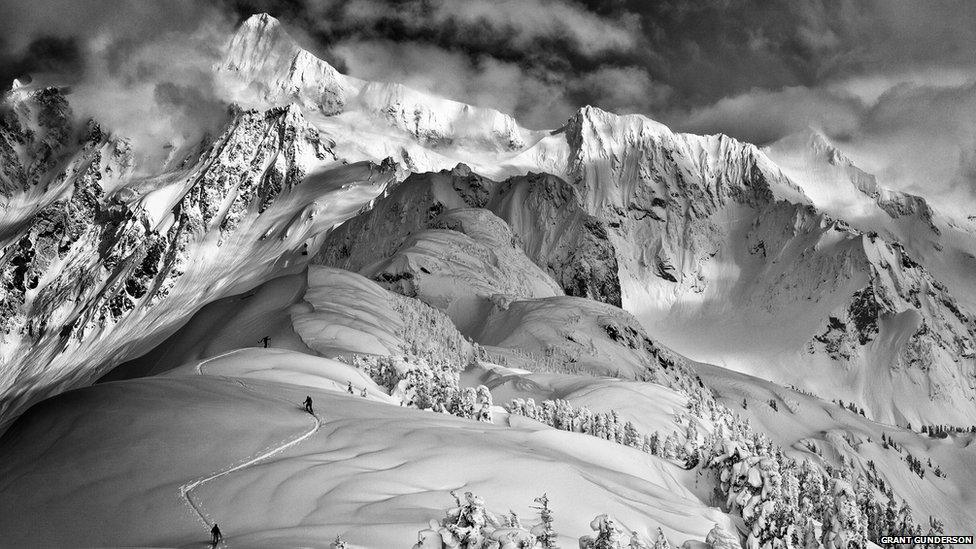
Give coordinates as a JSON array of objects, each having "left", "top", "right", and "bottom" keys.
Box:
[
  {"left": 304, "top": 395, "right": 314, "bottom": 414},
  {"left": 347, "top": 381, "right": 354, "bottom": 394},
  {"left": 260, "top": 336, "right": 270, "bottom": 348},
  {"left": 361, "top": 387, "right": 367, "bottom": 398},
  {"left": 210, "top": 523, "right": 222, "bottom": 546}
]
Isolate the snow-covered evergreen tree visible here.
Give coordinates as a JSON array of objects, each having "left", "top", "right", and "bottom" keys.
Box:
[
  {"left": 414, "top": 491, "right": 543, "bottom": 549},
  {"left": 705, "top": 523, "right": 741, "bottom": 549},
  {"left": 439, "top": 490, "right": 501, "bottom": 547},
  {"left": 459, "top": 387, "right": 478, "bottom": 419},
  {"left": 610, "top": 410, "right": 623, "bottom": 444},
  {"left": 799, "top": 517, "right": 819, "bottom": 549},
  {"left": 623, "top": 421, "right": 641, "bottom": 448},
  {"left": 475, "top": 385, "right": 493, "bottom": 422},
  {"left": 652, "top": 528, "right": 671, "bottom": 549},
  {"left": 509, "top": 510, "right": 522, "bottom": 528},
  {"left": 530, "top": 494, "right": 558, "bottom": 549},
  {"left": 650, "top": 432, "right": 661, "bottom": 456},
  {"left": 579, "top": 515, "right": 625, "bottom": 549},
  {"left": 629, "top": 533, "right": 650, "bottom": 549},
  {"left": 662, "top": 432, "right": 679, "bottom": 460},
  {"left": 820, "top": 478, "right": 867, "bottom": 549}
]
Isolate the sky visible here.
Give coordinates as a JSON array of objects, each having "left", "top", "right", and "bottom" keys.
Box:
[{"left": 1, "top": 0, "right": 975, "bottom": 215}]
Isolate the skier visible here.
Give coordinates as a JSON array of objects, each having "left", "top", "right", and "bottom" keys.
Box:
[
  {"left": 260, "top": 336, "right": 270, "bottom": 348},
  {"left": 210, "top": 523, "right": 222, "bottom": 546},
  {"left": 304, "top": 395, "right": 314, "bottom": 415},
  {"left": 347, "top": 381, "right": 354, "bottom": 394},
  {"left": 361, "top": 387, "right": 368, "bottom": 398}
]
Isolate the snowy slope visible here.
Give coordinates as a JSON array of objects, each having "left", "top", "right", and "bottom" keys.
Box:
[
  {"left": 107, "top": 266, "right": 461, "bottom": 379},
  {"left": 0, "top": 351, "right": 734, "bottom": 548},
  {"left": 109, "top": 264, "right": 696, "bottom": 394}
]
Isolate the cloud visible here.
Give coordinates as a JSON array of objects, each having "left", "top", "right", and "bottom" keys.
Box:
[
  {"left": 672, "top": 86, "right": 864, "bottom": 144},
  {"left": 570, "top": 67, "right": 672, "bottom": 118},
  {"left": 669, "top": 78, "right": 976, "bottom": 216},
  {"left": 841, "top": 80, "right": 976, "bottom": 212},
  {"left": 69, "top": 21, "right": 234, "bottom": 170},
  {"left": 2, "top": 0, "right": 976, "bottom": 213},
  {"left": 304, "top": 0, "right": 639, "bottom": 59},
  {"left": 0, "top": 0, "right": 236, "bottom": 171},
  {"left": 330, "top": 39, "right": 667, "bottom": 129},
  {"left": 0, "top": 36, "right": 84, "bottom": 86}
]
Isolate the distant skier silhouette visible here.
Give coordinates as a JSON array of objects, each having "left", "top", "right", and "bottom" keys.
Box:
[
  {"left": 361, "top": 387, "right": 368, "bottom": 398},
  {"left": 260, "top": 336, "right": 270, "bottom": 348},
  {"left": 304, "top": 395, "right": 314, "bottom": 414},
  {"left": 210, "top": 523, "right": 222, "bottom": 546},
  {"left": 347, "top": 381, "right": 354, "bottom": 394}
]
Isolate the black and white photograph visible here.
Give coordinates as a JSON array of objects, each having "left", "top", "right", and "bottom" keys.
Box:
[{"left": 1, "top": 1, "right": 976, "bottom": 547}]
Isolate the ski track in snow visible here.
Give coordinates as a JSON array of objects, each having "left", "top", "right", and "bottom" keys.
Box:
[{"left": 179, "top": 348, "right": 321, "bottom": 548}]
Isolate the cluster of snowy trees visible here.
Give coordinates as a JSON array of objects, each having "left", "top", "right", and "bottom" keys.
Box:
[
  {"left": 878, "top": 433, "right": 947, "bottom": 479},
  {"left": 878, "top": 433, "right": 899, "bottom": 451},
  {"left": 347, "top": 295, "right": 495, "bottom": 421},
  {"left": 832, "top": 400, "right": 867, "bottom": 417},
  {"left": 922, "top": 423, "right": 976, "bottom": 437},
  {"left": 507, "top": 398, "right": 689, "bottom": 464},
  {"left": 904, "top": 453, "right": 946, "bottom": 479},
  {"left": 507, "top": 386, "right": 947, "bottom": 548},
  {"left": 411, "top": 490, "right": 737, "bottom": 549},
  {"left": 393, "top": 295, "right": 474, "bottom": 371},
  {"left": 690, "top": 390, "right": 948, "bottom": 548},
  {"left": 413, "top": 491, "right": 550, "bottom": 549},
  {"left": 482, "top": 346, "right": 589, "bottom": 376},
  {"left": 353, "top": 354, "right": 492, "bottom": 422}
]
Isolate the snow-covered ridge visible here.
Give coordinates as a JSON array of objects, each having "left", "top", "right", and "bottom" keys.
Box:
[
  {"left": 220, "top": 14, "right": 538, "bottom": 152},
  {"left": 767, "top": 129, "right": 939, "bottom": 233},
  {"left": 563, "top": 105, "right": 811, "bottom": 213},
  {"left": 0, "top": 88, "right": 388, "bottom": 427}
]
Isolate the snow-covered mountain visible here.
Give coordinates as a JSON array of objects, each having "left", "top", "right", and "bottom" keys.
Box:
[
  {"left": 1, "top": 12, "right": 974, "bottom": 549},
  {"left": 0, "top": 84, "right": 389, "bottom": 423},
  {"left": 218, "top": 16, "right": 976, "bottom": 425}
]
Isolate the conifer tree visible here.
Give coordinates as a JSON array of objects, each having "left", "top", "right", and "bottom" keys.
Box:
[
  {"left": 531, "top": 494, "right": 559, "bottom": 549},
  {"left": 653, "top": 527, "right": 672, "bottom": 549}
]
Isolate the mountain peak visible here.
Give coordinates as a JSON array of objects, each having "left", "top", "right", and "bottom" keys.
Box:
[
  {"left": 220, "top": 13, "right": 350, "bottom": 114},
  {"left": 570, "top": 105, "right": 672, "bottom": 137},
  {"left": 242, "top": 12, "right": 280, "bottom": 28},
  {"left": 231, "top": 13, "right": 288, "bottom": 55}
]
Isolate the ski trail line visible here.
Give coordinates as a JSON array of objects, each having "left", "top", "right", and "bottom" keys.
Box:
[{"left": 179, "top": 348, "right": 321, "bottom": 548}]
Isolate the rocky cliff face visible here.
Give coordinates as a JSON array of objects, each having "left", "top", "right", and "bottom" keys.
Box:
[
  {"left": 487, "top": 170, "right": 621, "bottom": 306},
  {"left": 558, "top": 106, "right": 812, "bottom": 298}
]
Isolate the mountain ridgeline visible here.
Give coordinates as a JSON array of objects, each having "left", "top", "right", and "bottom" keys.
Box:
[{"left": 1, "top": 12, "right": 975, "bottom": 433}]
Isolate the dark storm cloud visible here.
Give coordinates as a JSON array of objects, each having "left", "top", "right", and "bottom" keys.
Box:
[
  {"left": 0, "top": 0, "right": 235, "bottom": 170},
  {"left": 0, "top": 36, "right": 84, "bottom": 86}
]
